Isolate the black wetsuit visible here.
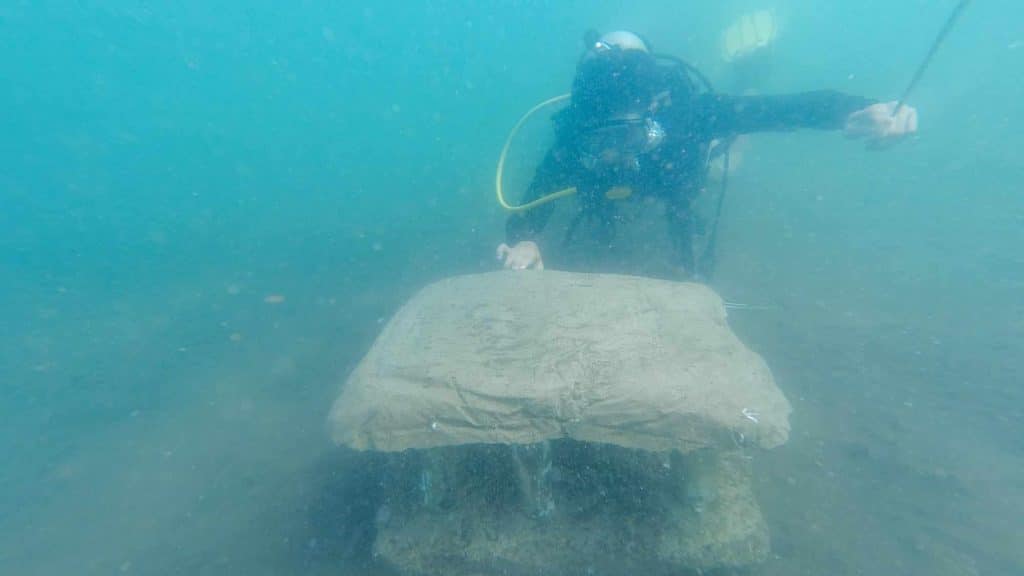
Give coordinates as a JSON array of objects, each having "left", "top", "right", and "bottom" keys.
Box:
[{"left": 505, "top": 54, "right": 874, "bottom": 277}]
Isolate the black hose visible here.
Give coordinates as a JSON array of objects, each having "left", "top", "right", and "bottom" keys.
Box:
[
  {"left": 652, "top": 53, "right": 715, "bottom": 94},
  {"left": 700, "top": 142, "right": 732, "bottom": 280}
]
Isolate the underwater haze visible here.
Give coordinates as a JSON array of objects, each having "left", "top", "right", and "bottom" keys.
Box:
[{"left": 2, "top": 0, "right": 1022, "bottom": 574}]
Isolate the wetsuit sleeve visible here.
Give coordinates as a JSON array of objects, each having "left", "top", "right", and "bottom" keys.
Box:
[
  {"left": 505, "top": 147, "right": 578, "bottom": 244},
  {"left": 695, "top": 90, "right": 877, "bottom": 137}
]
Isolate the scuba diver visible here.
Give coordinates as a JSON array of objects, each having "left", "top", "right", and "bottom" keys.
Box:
[{"left": 496, "top": 30, "right": 918, "bottom": 278}]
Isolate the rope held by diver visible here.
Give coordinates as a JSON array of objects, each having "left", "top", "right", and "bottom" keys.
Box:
[{"left": 894, "top": 0, "right": 973, "bottom": 115}]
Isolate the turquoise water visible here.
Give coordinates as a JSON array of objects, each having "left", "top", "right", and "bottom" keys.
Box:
[{"left": 2, "top": 1, "right": 1021, "bottom": 574}]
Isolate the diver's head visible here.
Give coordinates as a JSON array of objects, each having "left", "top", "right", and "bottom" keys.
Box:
[
  {"left": 573, "top": 29, "right": 656, "bottom": 106},
  {"left": 569, "top": 30, "right": 663, "bottom": 170},
  {"left": 592, "top": 30, "right": 649, "bottom": 53}
]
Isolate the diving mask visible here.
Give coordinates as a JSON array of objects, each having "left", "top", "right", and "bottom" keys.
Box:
[{"left": 577, "top": 115, "right": 665, "bottom": 168}]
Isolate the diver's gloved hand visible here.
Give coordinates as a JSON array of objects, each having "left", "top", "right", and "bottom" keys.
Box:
[
  {"left": 844, "top": 101, "right": 918, "bottom": 148},
  {"left": 496, "top": 241, "right": 544, "bottom": 271}
]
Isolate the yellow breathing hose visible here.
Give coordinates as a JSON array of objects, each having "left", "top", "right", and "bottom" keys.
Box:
[{"left": 495, "top": 93, "right": 577, "bottom": 212}]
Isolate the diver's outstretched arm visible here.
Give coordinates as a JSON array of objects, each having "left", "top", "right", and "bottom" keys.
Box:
[{"left": 696, "top": 91, "right": 917, "bottom": 146}]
